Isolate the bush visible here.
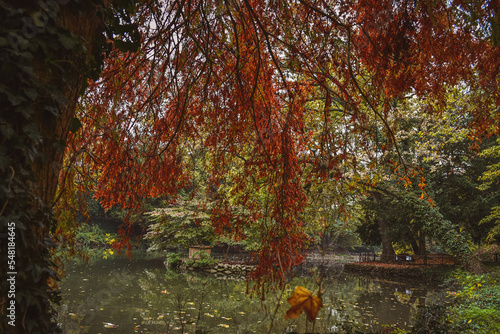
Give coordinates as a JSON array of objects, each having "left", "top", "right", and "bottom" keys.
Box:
[
  {"left": 72, "top": 223, "right": 118, "bottom": 261},
  {"left": 185, "top": 251, "right": 219, "bottom": 268},
  {"left": 75, "top": 224, "right": 116, "bottom": 248},
  {"left": 166, "top": 252, "right": 182, "bottom": 268},
  {"left": 445, "top": 268, "right": 500, "bottom": 334}
]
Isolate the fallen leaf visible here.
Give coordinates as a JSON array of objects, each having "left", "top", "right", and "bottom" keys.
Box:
[
  {"left": 285, "top": 286, "right": 323, "bottom": 322},
  {"left": 103, "top": 322, "right": 119, "bottom": 328}
]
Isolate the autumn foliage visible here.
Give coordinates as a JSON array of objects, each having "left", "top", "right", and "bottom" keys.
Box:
[{"left": 55, "top": 0, "right": 499, "bottom": 286}]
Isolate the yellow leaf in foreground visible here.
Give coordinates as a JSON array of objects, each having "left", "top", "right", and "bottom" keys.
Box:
[{"left": 285, "top": 286, "right": 323, "bottom": 322}]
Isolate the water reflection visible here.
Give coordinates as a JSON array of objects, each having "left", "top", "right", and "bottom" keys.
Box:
[{"left": 56, "top": 257, "right": 449, "bottom": 333}]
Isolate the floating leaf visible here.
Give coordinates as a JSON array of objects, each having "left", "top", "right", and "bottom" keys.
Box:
[
  {"left": 103, "top": 322, "right": 119, "bottom": 328},
  {"left": 285, "top": 286, "right": 323, "bottom": 322}
]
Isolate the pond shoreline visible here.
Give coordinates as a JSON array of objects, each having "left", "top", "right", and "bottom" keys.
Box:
[
  {"left": 175, "top": 251, "right": 456, "bottom": 281},
  {"left": 344, "top": 261, "right": 456, "bottom": 280}
]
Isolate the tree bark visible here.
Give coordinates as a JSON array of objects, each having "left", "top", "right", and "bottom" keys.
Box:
[
  {"left": 377, "top": 216, "right": 396, "bottom": 262},
  {"left": 0, "top": 2, "right": 107, "bottom": 333},
  {"left": 411, "top": 240, "right": 420, "bottom": 255},
  {"left": 418, "top": 230, "right": 427, "bottom": 256},
  {"left": 371, "top": 193, "right": 395, "bottom": 262}
]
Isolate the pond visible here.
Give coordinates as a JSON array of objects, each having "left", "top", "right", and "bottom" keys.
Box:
[{"left": 56, "top": 254, "right": 450, "bottom": 333}]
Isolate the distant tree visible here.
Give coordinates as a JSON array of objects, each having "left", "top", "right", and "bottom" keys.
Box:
[
  {"left": 358, "top": 101, "right": 500, "bottom": 260},
  {"left": 478, "top": 139, "right": 500, "bottom": 242}
]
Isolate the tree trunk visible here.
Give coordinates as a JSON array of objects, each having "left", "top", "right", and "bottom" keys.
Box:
[
  {"left": 411, "top": 240, "right": 420, "bottom": 255},
  {"left": 418, "top": 230, "right": 427, "bottom": 256},
  {"left": 377, "top": 217, "right": 396, "bottom": 262},
  {"left": 372, "top": 193, "right": 395, "bottom": 262},
  {"left": 0, "top": 2, "right": 107, "bottom": 333}
]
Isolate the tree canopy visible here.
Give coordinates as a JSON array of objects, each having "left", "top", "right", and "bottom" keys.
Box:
[{"left": 66, "top": 0, "right": 498, "bottom": 277}]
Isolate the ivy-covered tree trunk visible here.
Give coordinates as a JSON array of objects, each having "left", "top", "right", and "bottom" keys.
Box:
[
  {"left": 406, "top": 195, "right": 487, "bottom": 275},
  {"left": 1, "top": 2, "right": 107, "bottom": 332}
]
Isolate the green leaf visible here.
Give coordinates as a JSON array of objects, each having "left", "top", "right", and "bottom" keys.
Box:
[
  {"left": 0, "top": 120, "right": 15, "bottom": 139},
  {"left": 23, "top": 88, "right": 38, "bottom": 100},
  {"left": 32, "top": 11, "right": 47, "bottom": 28},
  {"left": 58, "top": 34, "right": 78, "bottom": 50},
  {"left": 69, "top": 117, "right": 82, "bottom": 134},
  {"left": 22, "top": 122, "right": 41, "bottom": 142},
  {"left": 7, "top": 93, "right": 26, "bottom": 106}
]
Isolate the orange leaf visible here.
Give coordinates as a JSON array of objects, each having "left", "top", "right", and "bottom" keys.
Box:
[{"left": 285, "top": 286, "right": 323, "bottom": 322}]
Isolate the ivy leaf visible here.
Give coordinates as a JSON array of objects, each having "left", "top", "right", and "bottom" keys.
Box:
[
  {"left": 32, "top": 11, "right": 47, "bottom": 28},
  {"left": 69, "top": 117, "right": 82, "bottom": 134},
  {"left": 0, "top": 119, "right": 15, "bottom": 139},
  {"left": 23, "top": 88, "right": 38, "bottom": 101},
  {"left": 58, "top": 33, "right": 79, "bottom": 50},
  {"left": 22, "top": 122, "right": 41, "bottom": 142},
  {"left": 7, "top": 92, "right": 26, "bottom": 106},
  {"left": 285, "top": 286, "right": 323, "bottom": 322}
]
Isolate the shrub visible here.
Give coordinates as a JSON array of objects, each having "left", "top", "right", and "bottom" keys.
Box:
[
  {"left": 445, "top": 268, "right": 500, "bottom": 334},
  {"left": 75, "top": 224, "right": 117, "bottom": 249},
  {"left": 185, "top": 251, "right": 219, "bottom": 268},
  {"left": 166, "top": 252, "right": 182, "bottom": 268}
]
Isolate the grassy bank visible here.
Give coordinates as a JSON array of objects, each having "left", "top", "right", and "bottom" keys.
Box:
[{"left": 408, "top": 263, "right": 500, "bottom": 334}]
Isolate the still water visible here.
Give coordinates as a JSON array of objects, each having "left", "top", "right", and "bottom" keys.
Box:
[{"left": 57, "top": 255, "right": 449, "bottom": 333}]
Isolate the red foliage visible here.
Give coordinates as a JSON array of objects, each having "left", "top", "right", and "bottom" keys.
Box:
[{"left": 57, "top": 0, "right": 499, "bottom": 288}]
